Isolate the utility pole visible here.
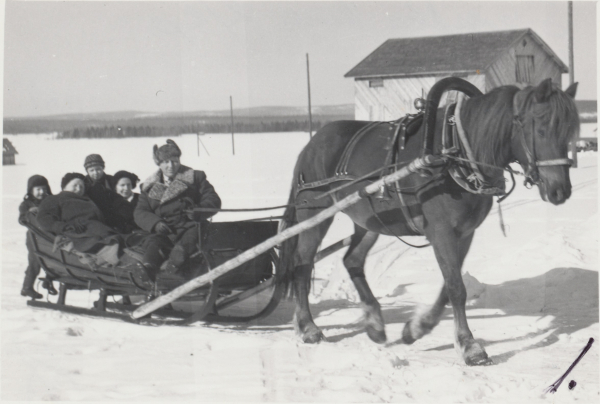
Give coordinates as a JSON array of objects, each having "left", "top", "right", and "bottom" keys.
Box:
[
  {"left": 230, "top": 96, "right": 235, "bottom": 155},
  {"left": 306, "top": 53, "right": 313, "bottom": 138},
  {"left": 568, "top": 1, "right": 578, "bottom": 168}
]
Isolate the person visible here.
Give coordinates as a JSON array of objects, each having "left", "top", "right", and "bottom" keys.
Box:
[
  {"left": 37, "top": 173, "right": 123, "bottom": 261},
  {"left": 134, "top": 139, "right": 221, "bottom": 278},
  {"left": 83, "top": 154, "right": 131, "bottom": 233},
  {"left": 110, "top": 170, "right": 141, "bottom": 234},
  {"left": 18, "top": 175, "right": 57, "bottom": 298}
]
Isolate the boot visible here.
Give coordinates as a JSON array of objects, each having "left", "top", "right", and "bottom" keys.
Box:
[
  {"left": 140, "top": 262, "right": 158, "bottom": 282},
  {"left": 164, "top": 245, "right": 187, "bottom": 273},
  {"left": 42, "top": 279, "right": 58, "bottom": 295},
  {"left": 21, "top": 273, "right": 42, "bottom": 299},
  {"left": 21, "top": 287, "right": 43, "bottom": 299}
]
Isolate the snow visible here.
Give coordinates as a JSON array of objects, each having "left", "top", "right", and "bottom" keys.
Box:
[{"left": 2, "top": 132, "right": 598, "bottom": 402}]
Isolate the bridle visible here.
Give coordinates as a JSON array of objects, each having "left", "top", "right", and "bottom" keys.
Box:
[{"left": 511, "top": 89, "right": 573, "bottom": 189}]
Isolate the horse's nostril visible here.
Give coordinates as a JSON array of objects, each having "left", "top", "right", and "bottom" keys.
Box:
[{"left": 556, "top": 189, "right": 564, "bottom": 201}]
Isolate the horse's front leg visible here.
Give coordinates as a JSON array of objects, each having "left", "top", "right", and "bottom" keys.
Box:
[
  {"left": 343, "top": 226, "right": 385, "bottom": 343},
  {"left": 429, "top": 230, "right": 492, "bottom": 366},
  {"left": 402, "top": 286, "right": 448, "bottom": 344}
]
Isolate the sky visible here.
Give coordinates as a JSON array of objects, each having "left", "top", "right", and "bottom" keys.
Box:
[{"left": 2, "top": 1, "right": 597, "bottom": 118}]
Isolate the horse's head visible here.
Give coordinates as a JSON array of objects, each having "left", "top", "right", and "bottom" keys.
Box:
[{"left": 511, "top": 78, "right": 580, "bottom": 205}]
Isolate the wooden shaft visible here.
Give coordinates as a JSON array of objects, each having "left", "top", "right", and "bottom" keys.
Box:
[{"left": 131, "top": 156, "right": 436, "bottom": 319}]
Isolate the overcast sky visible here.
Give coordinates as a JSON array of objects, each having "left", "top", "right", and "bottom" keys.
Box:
[{"left": 2, "top": 1, "right": 597, "bottom": 118}]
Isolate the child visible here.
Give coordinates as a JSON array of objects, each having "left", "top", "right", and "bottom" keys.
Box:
[
  {"left": 37, "top": 173, "right": 123, "bottom": 261},
  {"left": 83, "top": 154, "right": 130, "bottom": 233},
  {"left": 110, "top": 170, "right": 141, "bottom": 234},
  {"left": 18, "top": 175, "right": 57, "bottom": 298}
]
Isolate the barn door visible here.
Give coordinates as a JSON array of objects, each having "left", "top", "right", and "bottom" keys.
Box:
[{"left": 516, "top": 55, "right": 535, "bottom": 84}]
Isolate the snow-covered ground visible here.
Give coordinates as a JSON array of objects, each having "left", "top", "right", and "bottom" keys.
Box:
[{"left": 2, "top": 132, "right": 598, "bottom": 402}]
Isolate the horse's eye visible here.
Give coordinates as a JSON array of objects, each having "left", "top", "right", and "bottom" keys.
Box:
[{"left": 537, "top": 129, "right": 546, "bottom": 137}]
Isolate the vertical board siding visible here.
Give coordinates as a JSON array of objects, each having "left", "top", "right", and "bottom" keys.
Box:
[
  {"left": 353, "top": 33, "right": 563, "bottom": 121},
  {"left": 355, "top": 76, "right": 435, "bottom": 120},
  {"left": 486, "top": 33, "right": 562, "bottom": 91},
  {"left": 354, "top": 75, "right": 484, "bottom": 120}
]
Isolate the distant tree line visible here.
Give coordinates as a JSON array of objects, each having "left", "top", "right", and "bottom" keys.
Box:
[
  {"left": 56, "top": 119, "right": 333, "bottom": 139},
  {"left": 4, "top": 114, "right": 353, "bottom": 138}
]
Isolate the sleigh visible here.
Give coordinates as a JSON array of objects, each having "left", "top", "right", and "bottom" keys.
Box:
[{"left": 24, "top": 218, "right": 285, "bottom": 325}]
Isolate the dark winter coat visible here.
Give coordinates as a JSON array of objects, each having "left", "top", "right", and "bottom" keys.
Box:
[
  {"left": 37, "top": 191, "right": 120, "bottom": 253},
  {"left": 134, "top": 165, "right": 221, "bottom": 234},
  {"left": 117, "top": 193, "right": 141, "bottom": 234},
  {"left": 84, "top": 173, "right": 132, "bottom": 233},
  {"left": 18, "top": 198, "right": 42, "bottom": 226}
]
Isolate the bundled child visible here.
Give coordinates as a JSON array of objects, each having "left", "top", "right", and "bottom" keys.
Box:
[
  {"left": 110, "top": 170, "right": 141, "bottom": 234},
  {"left": 18, "top": 175, "right": 57, "bottom": 298},
  {"left": 37, "top": 173, "right": 123, "bottom": 265},
  {"left": 83, "top": 154, "right": 132, "bottom": 234}
]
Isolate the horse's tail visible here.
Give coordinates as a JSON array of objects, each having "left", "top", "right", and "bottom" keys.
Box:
[{"left": 276, "top": 185, "right": 299, "bottom": 299}]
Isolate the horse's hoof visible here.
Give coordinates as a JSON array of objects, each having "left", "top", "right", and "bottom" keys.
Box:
[
  {"left": 300, "top": 327, "right": 326, "bottom": 344},
  {"left": 463, "top": 341, "right": 493, "bottom": 366},
  {"left": 465, "top": 355, "right": 494, "bottom": 366},
  {"left": 366, "top": 326, "right": 387, "bottom": 344},
  {"left": 401, "top": 321, "right": 417, "bottom": 345}
]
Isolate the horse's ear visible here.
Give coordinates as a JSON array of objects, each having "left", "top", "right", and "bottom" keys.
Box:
[
  {"left": 534, "top": 78, "right": 554, "bottom": 102},
  {"left": 565, "top": 82, "right": 578, "bottom": 99}
]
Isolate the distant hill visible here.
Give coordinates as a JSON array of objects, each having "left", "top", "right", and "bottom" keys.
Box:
[
  {"left": 4, "top": 104, "right": 355, "bottom": 122},
  {"left": 3, "top": 104, "right": 356, "bottom": 136}
]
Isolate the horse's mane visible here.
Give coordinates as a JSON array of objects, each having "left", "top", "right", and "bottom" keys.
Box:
[
  {"left": 462, "top": 85, "right": 519, "bottom": 167},
  {"left": 462, "top": 83, "right": 580, "bottom": 168}
]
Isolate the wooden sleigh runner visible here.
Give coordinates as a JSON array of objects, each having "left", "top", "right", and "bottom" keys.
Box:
[{"left": 24, "top": 219, "right": 287, "bottom": 325}]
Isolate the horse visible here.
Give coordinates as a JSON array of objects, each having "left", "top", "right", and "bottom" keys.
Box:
[{"left": 278, "top": 77, "right": 580, "bottom": 366}]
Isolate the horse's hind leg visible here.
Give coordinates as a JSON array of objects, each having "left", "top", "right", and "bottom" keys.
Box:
[
  {"left": 292, "top": 216, "right": 334, "bottom": 343},
  {"left": 343, "top": 225, "right": 385, "bottom": 343}
]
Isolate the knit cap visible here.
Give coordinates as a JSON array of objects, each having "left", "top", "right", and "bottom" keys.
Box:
[
  {"left": 111, "top": 170, "right": 140, "bottom": 191},
  {"left": 61, "top": 172, "right": 86, "bottom": 190},
  {"left": 84, "top": 154, "right": 105, "bottom": 170}
]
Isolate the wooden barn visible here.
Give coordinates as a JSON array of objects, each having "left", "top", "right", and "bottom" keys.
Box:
[
  {"left": 345, "top": 29, "right": 568, "bottom": 121},
  {"left": 3, "top": 138, "right": 18, "bottom": 165}
]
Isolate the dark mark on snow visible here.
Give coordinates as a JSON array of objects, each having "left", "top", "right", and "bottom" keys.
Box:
[{"left": 568, "top": 380, "right": 577, "bottom": 390}]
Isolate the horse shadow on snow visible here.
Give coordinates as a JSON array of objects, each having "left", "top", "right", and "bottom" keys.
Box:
[
  {"left": 409, "top": 267, "right": 598, "bottom": 364},
  {"left": 214, "top": 267, "right": 597, "bottom": 363}
]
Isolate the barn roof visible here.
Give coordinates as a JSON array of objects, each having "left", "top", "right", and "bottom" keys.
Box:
[
  {"left": 345, "top": 29, "right": 568, "bottom": 78},
  {"left": 3, "top": 138, "right": 18, "bottom": 154}
]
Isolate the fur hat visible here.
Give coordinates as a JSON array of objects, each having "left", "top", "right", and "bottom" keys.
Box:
[
  {"left": 84, "top": 154, "right": 105, "bottom": 170},
  {"left": 153, "top": 139, "right": 181, "bottom": 165},
  {"left": 111, "top": 170, "right": 140, "bottom": 191},
  {"left": 61, "top": 172, "right": 86, "bottom": 190},
  {"left": 25, "top": 175, "right": 52, "bottom": 199}
]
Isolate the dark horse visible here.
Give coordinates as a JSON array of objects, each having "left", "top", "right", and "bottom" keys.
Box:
[{"left": 278, "top": 77, "right": 579, "bottom": 366}]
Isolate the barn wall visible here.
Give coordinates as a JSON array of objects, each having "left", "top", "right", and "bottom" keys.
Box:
[
  {"left": 353, "top": 74, "right": 486, "bottom": 120},
  {"left": 354, "top": 76, "right": 435, "bottom": 121},
  {"left": 486, "top": 33, "right": 562, "bottom": 91}
]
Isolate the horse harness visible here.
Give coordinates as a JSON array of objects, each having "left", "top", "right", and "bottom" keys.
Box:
[
  {"left": 296, "top": 114, "right": 434, "bottom": 236},
  {"left": 294, "top": 87, "right": 574, "bottom": 241}
]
